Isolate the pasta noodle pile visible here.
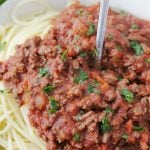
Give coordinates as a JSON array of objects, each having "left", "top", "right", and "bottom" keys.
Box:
[{"left": 0, "top": 0, "right": 63, "bottom": 149}]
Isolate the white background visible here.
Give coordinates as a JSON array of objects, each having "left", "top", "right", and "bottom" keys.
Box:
[{"left": 0, "top": 0, "right": 150, "bottom": 25}]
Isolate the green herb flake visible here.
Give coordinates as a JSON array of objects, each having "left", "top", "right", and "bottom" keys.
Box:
[
  {"left": 0, "top": 0, "right": 6, "bottom": 6},
  {"left": 94, "top": 80, "right": 100, "bottom": 86},
  {"left": 121, "top": 88, "right": 134, "bottom": 103},
  {"left": 130, "top": 40, "right": 144, "bottom": 56},
  {"left": 39, "top": 68, "right": 49, "bottom": 77},
  {"left": 0, "top": 41, "right": 7, "bottom": 50},
  {"left": 131, "top": 24, "right": 139, "bottom": 29},
  {"left": 73, "top": 35, "right": 80, "bottom": 43},
  {"left": 56, "top": 45, "right": 61, "bottom": 51},
  {"left": 49, "top": 98, "right": 59, "bottom": 114},
  {"left": 76, "top": 110, "right": 85, "bottom": 121},
  {"left": 79, "top": 52, "right": 87, "bottom": 57},
  {"left": 0, "top": 89, "right": 5, "bottom": 93},
  {"left": 116, "top": 45, "right": 123, "bottom": 51},
  {"left": 133, "top": 126, "right": 144, "bottom": 131},
  {"left": 73, "top": 133, "right": 81, "bottom": 142},
  {"left": 117, "top": 76, "right": 123, "bottom": 81},
  {"left": 74, "top": 70, "right": 89, "bottom": 84},
  {"left": 145, "top": 58, "right": 150, "bottom": 63},
  {"left": 61, "top": 50, "right": 68, "bottom": 61},
  {"left": 90, "top": 48, "right": 98, "bottom": 57},
  {"left": 43, "top": 85, "right": 55, "bottom": 94},
  {"left": 119, "top": 10, "right": 128, "bottom": 16},
  {"left": 107, "top": 34, "right": 114, "bottom": 41},
  {"left": 87, "top": 84, "right": 100, "bottom": 94},
  {"left": 122, "top": 133, "right": 128, "bottom": 140},
  {"left": 76, "top": 8, "right": 84, "bottom": 16},
  {"left": 105, "top": 107, "right": 114, "bottom": 114},
  {"left": 87, "top": 23, "right": 96, "bottom": 36},
  {"left": 100, "top": 116, "right": 111, "bottom": 134}
]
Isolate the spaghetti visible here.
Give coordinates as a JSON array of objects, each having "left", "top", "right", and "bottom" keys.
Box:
[{"left": 0, "top": 0, "right": 60, "bottom": 149}]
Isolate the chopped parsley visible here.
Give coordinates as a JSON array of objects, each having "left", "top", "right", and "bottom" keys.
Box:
[
  {"left": 90, "top": 48, "right": 98, "bottom": 57},
  {"left": 87, "top": 23, "right": 96, "bottom": 36},
  {"left": 117, "top": 76, "right": 123, "bottom": 81},
  {"left": 133, "top": 126, "right": 144, "bottom": 131},
  {"left": 61, "top": 50, "right": 68, "bottom": 61},
  {"left": 130, "top": 40, "right": 144, "bottom": 56},
  {"left": 100, "top": 116, "right": 111, "bottom": 134},
  {"left": 116, "top": 45, "right": 123, "bottom": 51},
  {"left": 122, "top": 133, "right": 128, "bottom": 140},
  {"left": 119, "top": 10, "right": 128, "bottom": 16},
  {"left": 73, "top": 133, "right": 81, "bottom": 142},
  {"left": 79, "top": 52, "right": 87, "bottom": 57},
  {"left": 76, "top": 110, "right": 85, "bottom": 121},
  {"left": 43, "top": 85, "right": 55, "bottom": 94},
  {"left": 76, "top": 8, "right": 84, "bottom": 16},
  {"left": 74, "top": 70, "right": 89, "bottom": 84},
  {"left": 105, "top": 107, "right": 114, "bottom": 114},
  {"left": 107, "top": 34, "right": 114, "bottom": 41},
  {"left": 131, "top": 24, "right": 139, "bottom": 29},
  {"left": 145, "top": 58, "right": 150, "bottom": 63},
  {"left": 56, "top": 45, "right": 61, "bottom": 51},
  {"left": 87, "top": 84, "right": 100, "bottom": 94},
  {"left": 121, "top": 88, "right": 134, "bottom": 103},
  {"left": 49, "top": 98, "right": 59, "bottom": 114},
  {"left": 0, "top": 0, "right": 6, "bottom": 6},
  {"left": 0, "top": 41, "right": 7, "bottom": 50},
  {"left": 39, "top": 68, "right": 49, "bottom": 77},
  {"left": 73, "top": 35, "right": 80, "bottom": 43},
  {"left": 0, "top": 89, "right": 5, "bottom": 93}
]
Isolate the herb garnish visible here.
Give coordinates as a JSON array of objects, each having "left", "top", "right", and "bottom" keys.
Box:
[
  {"left": 122, "top": 133, "right": 128, "bottom": 140},
  {"left": 56, "top": 45, "right": 61, "bottom": 51},
  {"left": 76, "top": 8, "right": 84, "bottom": 16},
  {"left": 145, "top": 58, "right": 150, "bottom": 63},
  {"left": 73, "top": 133, "right": 81, "bottom": 142},
  {"left": 74, "top": 70, "right": 89, "bottom": 84},
  {"left": 87, "top": 84, "right": 100, "bottom": 94},
  {"left": 131, "top": 24, "right": 139, "bottom": 29},
  {"left": 107, "top": 34, "right": 114, "bottom": 41},
  {"left": 133, "top": 126, "right": 144, "bottom": 131},
  {"left": 39, "top": 68, "right": 49, "bottom": 77},
  {"left": 0, "top": 0, "right": 6, "bottom": 6},
  {"left": 76, "top": 110, "right": 85, "bottom": 121},
  {"left": 130, "top": 40, "right": 144, "bottom": 56},
  {"left": 116, "top": 45, "right": 123, "bottom": 51},
  {"left": 61, "top": 50, "right": 68, "bottom": 61},
  {"left": 87, "top": 23, "right": 96, "bottom": 36},
  {"left": 0, "top": 89, "right": 11, "bottom": 94},
  {"left": 49, "top": 98, "right": 59, "bottom": 114},
  {"left": 79, "top": 52, "right": 87, "bottom": 57},
  {"left": 117, "top": 76, "right": 123, "bottom": 81},
  {"left": 43, "top": 85, "right": 55, "bottom": 94},
  {"left": 119, "top": 10, "right": 128, "bottom": 16},
  {"left": 100, "top": 116, "right": 111, "bottom": 134},
  {"left": 121, "top": 88, "right": 134, "bottom": 103},
  {"left": 90, "top": 48, "right": 98, "bottom": 57},
  {"left": 0, "top": 89, "right": 5, "bottom": 93},
  {"left": 0, "top": 41, "right": 7, "bottom": 50},
  {"left": 105, "top": 107, "right": 114, "bottom": 114}
]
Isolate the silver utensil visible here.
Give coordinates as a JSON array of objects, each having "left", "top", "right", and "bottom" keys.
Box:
[{"left": 96, "top": 0, "right": 110, "bottom": 63}]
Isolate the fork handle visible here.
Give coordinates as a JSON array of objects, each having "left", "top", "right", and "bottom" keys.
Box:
[{"left": 96, "top": 0, "right": 110, "bottom": 61}]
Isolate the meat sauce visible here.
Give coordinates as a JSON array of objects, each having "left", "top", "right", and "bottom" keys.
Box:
[{"left": 0, "top": 2, "right": 150, "bottom": 150}]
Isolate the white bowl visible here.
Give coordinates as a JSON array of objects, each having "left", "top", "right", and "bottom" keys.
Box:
[{"left": 0, "top": 0, "right": 150, "bottom": 26}]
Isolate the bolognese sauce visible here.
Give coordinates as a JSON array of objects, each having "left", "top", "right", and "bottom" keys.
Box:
[{"left": 0, "top": 2, "right": 150, "bottom": 150}]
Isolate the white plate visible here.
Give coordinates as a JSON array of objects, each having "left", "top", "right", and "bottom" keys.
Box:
[{"left": 0, "top": 0, "right": 150, "bottom": 26}]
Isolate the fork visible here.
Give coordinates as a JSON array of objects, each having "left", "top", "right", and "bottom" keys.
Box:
[{"left": 96, "top": 0, "right": 110, "bottom": 63}]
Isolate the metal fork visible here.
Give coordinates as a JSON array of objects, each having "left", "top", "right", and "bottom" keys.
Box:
[{"left": 96, "top": 0, "right": 110, "bottom": 63}]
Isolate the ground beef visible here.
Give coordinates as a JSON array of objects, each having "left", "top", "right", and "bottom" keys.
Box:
[{"left": 0, "top": 2, "right": 150, "bottom": 150}]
